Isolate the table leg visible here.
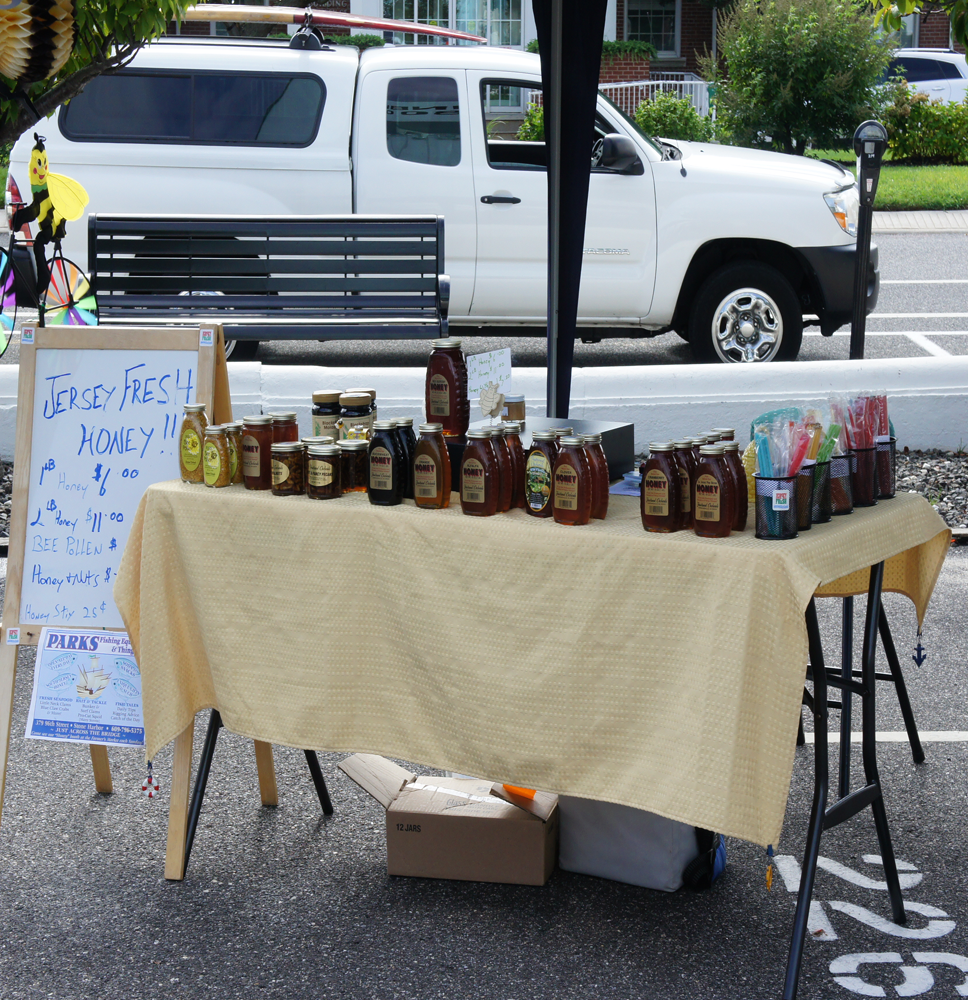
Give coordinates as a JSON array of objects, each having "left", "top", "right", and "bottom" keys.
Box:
[
  {"left": 878, "top": 602, "right": 925, "bottom": 765},
  {"left": 839, "top": 597, "right": 854, "bottom": 799},
  {"left": 89, "top": 745, "right": 113, "bottom": 794},
  {"left": 253, "top": 740, "right": 279, "bottom": 807},
  {"left": 165, "top": 720, "right": 195, "bottom": 881}
]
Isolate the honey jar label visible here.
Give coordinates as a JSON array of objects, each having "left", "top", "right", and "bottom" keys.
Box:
[
  {"left": 203, "top": 441, "right": 222, "bottom": 486},
  {"left": 313, "top": 414, "right": 339, "bottom": 438},
  {"left": 309, "top": 459, "right": 335, "bottom": 488},
  {"left": 341, "top": 417, "right": 373, "bottom": 441},
  {"left": 429, "top": 374, "right": 451, "bottom": 417},
  {"left": 242, "top": 434, "right": 261, "bottom": 477},
  {"left": 695, "top": 474, "right": 721, "bottom": 521},
  {"left": 554, "top": 464, "right": 579, "bottom": 510},
  {"left": 679, "top": 469, "right": 691, "bottom": 514},
  {"left": 369, "top": 446, "right": 394, "bottom": 491},
  {"left": 228, "top": 436, "right": 239, "bottom": 480},
  {"left": 271, "top": 459, "right": 290, "bottom": 486},
  {"left": 643, "top": 469, "right": 669, "bottom": 517},
  {"left": 414, "top": 456, "right": 438, "bottom": 498},
  {"left": 525, "top": 453, "right": 552, "bottom": 511},
  {"left": 181, "top": 428, "right": 202, "bottom": 472},
  {"left": 462, "top": 458, "right": 486, "bottom": 504}
]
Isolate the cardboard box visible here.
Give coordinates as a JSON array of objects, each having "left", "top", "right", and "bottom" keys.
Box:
[{"left": 339, "top": 754, "right": 558, "bottom": 886}]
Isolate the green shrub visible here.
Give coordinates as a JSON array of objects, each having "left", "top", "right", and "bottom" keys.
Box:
[
  {"left": 525, "top": 38, "right": 656, "bottom": 60},
  {"left": 881, "top": 78, "right": 968, "bottom": 163},
  {"left": 516, "top": 102, "right": 545, "bottom": 142},
  {"left": 633, "top": 91, "right": 715, "bottom": 142},
  {"left": 335, "top": 33, "right": 385, "bottom": 51}
]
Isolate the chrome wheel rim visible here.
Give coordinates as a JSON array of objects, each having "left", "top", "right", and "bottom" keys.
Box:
[{"left": 710, "top": 287, "right": 783, "bottom": 363}]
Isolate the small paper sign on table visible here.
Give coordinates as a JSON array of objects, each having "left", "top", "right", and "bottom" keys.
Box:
[
  {"left": 467, "top": 348, "right": 512, "bottom": 419},
  {"left": 25, "top": 628, "right": 145, "bottom": 747}
]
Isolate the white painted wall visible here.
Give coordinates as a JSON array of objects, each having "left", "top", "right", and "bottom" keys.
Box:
[{"left": 1, "top": 357, "right": 966, "bottom": 461}]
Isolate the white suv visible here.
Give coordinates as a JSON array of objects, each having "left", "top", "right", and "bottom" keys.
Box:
[{"left": 885, "top": 48, "right": 968, "bottom": 102}]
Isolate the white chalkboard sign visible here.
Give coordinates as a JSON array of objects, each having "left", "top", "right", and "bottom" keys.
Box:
[{"left": 0, "top": 325, "right": 224, "bottom": 822}]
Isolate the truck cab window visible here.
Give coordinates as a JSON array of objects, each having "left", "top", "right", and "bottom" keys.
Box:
[{"left": 386, "top": 77, "right": 461, "bottom": 167}]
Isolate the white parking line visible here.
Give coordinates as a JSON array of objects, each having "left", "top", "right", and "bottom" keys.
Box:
[
  {"left": 871, "top": 312, "right": 968, "bottom": 318},
  {"left": 803, "top": 731, "right": 968, "bottom": 744},
  {"left": 881, "top": 279, "right": 968, "bottom": 284}
]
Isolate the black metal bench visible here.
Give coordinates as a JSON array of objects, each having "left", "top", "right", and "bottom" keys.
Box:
[{"left": 88, "top": 214, "right": 450, "bottom": 359}]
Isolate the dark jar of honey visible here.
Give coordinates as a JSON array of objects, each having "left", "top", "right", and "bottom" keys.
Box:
[
  {"left": 641, "top": 443, "right": 683, "bottom": 533},
  {"left": 553, "top": 437, "right": 592, "bottom": 526},
  {"left": 582, "top": 432, "right": 610, "bottom": 520},
  {"left": 489, "top": 426, "right": 513, "bottom": 513},
  {"left": 312, "top": 390, "right": 342, "bottom": 439},
  {"left": 368, "top": 421, "right": 403, "bottom": 506},
  {"left": 345, "top": 387, "right": 378, "bottom": 423},
  {"left": 179, "top": 403, "right": 208, "bottom": 484},
  {"left": 503, "top": 421, "right": 526, "bottom": 509},
  {"left": 339, "top": 393, "right": 374, "bottom": 441},
  {"left": 307, "top": 444, "right": 342, "bottom": 500},
  {"left": 339, "top": 439, "right": 369, "bottom": 493},
  {"left": 271, "top": 442, "right": 306, "bottom": 496},
  {"left": 524, "top": 430, "right": 558, "bottom": 518},
  {"left": 389, "top": 420, "right": 414, "bottom": 501},
  {"left": 426, "top": 338, "right": 469, "bottom": 440},
  {"left": 460, "top": 429, "right": 498, "bottom": 516},
  {"left": 673, "top": 439, "right": 696, "bottom": 530},
  {"left": 722, "top": 440, "right": 749, "bottom": 532},
  {"left": 242, "top": 414, "right": 274, "bottom": 491},
  {"left": 413, "top": 422, "right": 451, "bottom": 509},
  {"left": 693, "top": 444, "right": 734, "bottom": 538}
]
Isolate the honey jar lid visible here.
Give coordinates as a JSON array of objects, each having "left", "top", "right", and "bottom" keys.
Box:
[
  {"left": 243, "top": 414, "right": 273, "bottom": 425},
  {"left": 699, "top": 443, "right": 725, "bottom": 455},
  {"left": 489, "top": 424, "right": 506, "bottom": 435},
  {"left": 312, "top": 390, "right": 342, "bottom": 404},
  {"left": 673, "top": 439, "right": 693, "bottom": 449},
  {"left": 271, "top": 441, "right": 305, "bottom": 453},
  {"left": 372, "top": 420, "right": 396, "bottom": 430},
  {"left": 582, "top": 433, "right": 602, "bottom": 445},
  {"left": 269, "top": 412, "right": 297, "bottom": 422},
  {"left": 722, "top": 440, "right": 740, "bottom": 452},
  {"left": 418, "top": 422, "right": 444, "bottom": 433},
  {"left": 338, "top": 439, "right": 369, "bottom": 451},
  {"left": 308, "top": 445, "right": 341, "bottom": 457},
  {"left": 466, "top": 429, "right": 491, "bottom": 440},
  {"left": 690, "top": 436, "right": 707, "bottom": 446},
  {"left": 503, "top": 394, "right": 525, "bottom": 403},
  {"left": 203, "top": 425, "right": 225, "bottom": 435},
  {"left": 344, "top": 387, "right": 377, "bottom": 400},
  {"left": 531, "top": 430, "right": 557, "bottom": 441},
  {"left": 712, "top": 427, "right": 735, "bottom": 436},
  {"left": 704, "top": 430, "right": 723, "bottom": 441},
  {"left": 225, "top": 420, "right": 244, "bottom": 430},
  {"left": 396, "top": 417, "right": 414, "bottom": 427},
  {"left": 649, "top": 441, "right": 675, "bottom": 452},
  {"left": 430, "top": 338, "right": 462, "bottom": 349},
  {"left": 550, "top": 427, "right": 574, "bottom": 436},
  {"left": 339, "top": 393, "right": 372, "bottom": 407},
  {"left": 302, "top": 436, "right": 335, "bottom": 446},
  {"left": 183, "top": 403, "right": 207, "bottom": 413},
  {"left": 503, "top": 421, "right": 522, "bottom": 433},
  {"left": 559, "top": 436, "right": 583, "bottom": 447}
]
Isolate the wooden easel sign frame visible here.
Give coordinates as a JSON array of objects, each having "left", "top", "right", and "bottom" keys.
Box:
[{"left": 0, "top": 325, "right": 224, "bottom": 827}]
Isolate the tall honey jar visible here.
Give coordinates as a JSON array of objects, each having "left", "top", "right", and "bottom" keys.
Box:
[
  {"left": 224, "top": 420, "right": 244, "bottom": 485},
  {"left": 673, "top": 439, "right": 696, "bottom": 530},
  {"left": 307, "top": 444, "right": 341, "bottom": 500},
  {"left": 425, "top": 338, "right": 469, "bottom": 439},
  {"left": 722, "top": 440, "right": 749, "bottom": 532},
  {"left": 489, "top": 426, "right": 513, "bottom": 513},
  {"left": 524, "top": 430, "right": 558, "bottom": 518},
  {"left": 339, "top": 393, "right": 374, "bottom": 441},
  {"left": 202, "top": 425, "right": 231, "bottom": 488},
  {"left": 413, "top": 422, "right": 451, "bottom": 509},
  {"left": 396, "top": 417, "right": 417, "bottom": 500},
  {"left": 368, "top": 421, "right": 403, "bottom": 506},
  {"left": 179, "top": 403, "right": 208, "bottom": 484},
  {"left": 339, "top": 439, "right": 369, "bottom": 493},
  {"left": 270, "top": 412, "right": 299, "bottom": 443},
  {"left": 311, "top": 390, "right": 342, "bottom": 439},
  {"left": 582, "top": 432, "right": 609, "bottom": 520},
  {"left": 460, "top": 429, "right": 498, "bottom": 516},
  {"left": 503, "top": 421, "right": 526, "bottom": 509},
  {"left": 242, "top": 414, "right": 274, "bottom": 491},
  {"left": 641, "top": 442, "right": 683, "bottom": 533},
  {"left": 693, "top": 443, "right": 734, "bottom": 538},
  {"left": 553, "top": 436, "right": 592, "bottom": 526},
  {"left": 690, "top": 436, "right": 706, "bottom": 466},
  {"left": 271, "top": 442, "right": 305, "bottom": 496}
]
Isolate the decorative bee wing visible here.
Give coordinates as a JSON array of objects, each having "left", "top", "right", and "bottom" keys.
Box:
[
  {"left": 46, "top": 172, "right": 89, "bottom": 222},
  {"left": 479, "top": 382, "right": 504, "bottom": 418}
]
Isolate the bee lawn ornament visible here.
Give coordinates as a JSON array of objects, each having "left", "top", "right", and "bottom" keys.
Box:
[{"left": 0, "top": 0, "right": 75, "bottom": 84}]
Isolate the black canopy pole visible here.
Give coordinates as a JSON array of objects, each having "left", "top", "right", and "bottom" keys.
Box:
[{"left": 532, "top": 0, "right": 609, "bottom": 419}]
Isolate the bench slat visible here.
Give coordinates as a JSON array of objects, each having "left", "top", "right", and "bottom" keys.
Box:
[
  {"left": 98, "top": 257, "right": 438, "bottom": 277},
  {"left": 93, "top": 238, "right": 440, "bottom": 258}
]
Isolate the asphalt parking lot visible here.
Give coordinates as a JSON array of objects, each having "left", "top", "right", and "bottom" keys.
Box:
[{"left": 0, "top": 543, "right": 965, "bottom": 1000}]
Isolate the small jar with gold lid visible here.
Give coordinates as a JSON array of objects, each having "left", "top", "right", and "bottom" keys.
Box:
[
  {"left": 271, "top": 442, "right": 306, "bottom": 496},
  {"left": 339, "top": 393, "right": 374, "bottom": 441},
  {"left": 270, "top": 412, "right": 299, "bottom": 444},
  {"left": 312, "top": 390, "right": 342, "bottom": 439},
  {"left": 301, "top": 435, "right": 336, "bottom": 448},
  {"left": 307, "top": 444, "right": 341, "bottom": 500},
  {"left": 203, "top": 425, "right": 231, "bottom": 488}
]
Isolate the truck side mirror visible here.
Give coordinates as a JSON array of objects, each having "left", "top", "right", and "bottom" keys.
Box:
[{"left": 598, "top": 134, "right": 644, "bottom": 175}]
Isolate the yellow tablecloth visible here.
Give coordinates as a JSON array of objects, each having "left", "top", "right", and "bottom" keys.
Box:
[{"left": 115, "top": 483, "right": 949, "bottom": 848}]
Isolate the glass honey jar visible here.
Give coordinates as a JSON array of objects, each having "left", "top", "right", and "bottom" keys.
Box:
[
  {"left": 641, "top": 442, "right": 683, "bottom": 533},
  {"left": 311, "top": 390, "right": 342, "bottom": 439},
  {"left": 425, "top": 338, "right": 469, "bottom": 440},
  {"left": 693, "top": 443, "right": 734, "bottom": 538},
  {"left": 271, "top": 442, "right": 305, "bottom": 496},
  {"left": 339, "top": 439, "right": 369, "bottom": 493},
  {"left": 524, "top": 430, "right": 557, "bottom": 518},
  {"left": 691, "top": 436, "right": 707, "bottom": 466},
  {"left": 582, "top": 432, "right": 609, "bottom": 520},
  {"left": 270, "top": 412, "right": 299, "bottom": 444},
  {"left": 460, "top": 429, "right": 498, "bottom": 516},
  {"left": 179, "top": 403, "right": 208, "bottom": 484},
  {"left": 224, "top": 420, "right": 244, "bottom": 485},
  {"left": 396, "top": 417, "right": 417, "bottom": 500},
  {"left": 553, "top": 436, "right": 592, "bottom": 526},
  {"left": 368, "top": 421, "right": 403, "bottom": 506},
  {"left": 722, "top": 440, "right": 749, "bottom": 532},
  {"left": 339, "top": 393, "right": 374, "bottom": 441},
  {"left": 345, "top": 387, "right": 378, "bottom": 424},
  {"left": 413, "top": 422, "right": 451, "bottom": 509},
  {"left": 673, "top": 439, "right": 697, "bottom": 530},
  {"left": 488, "top": 426, "right": 513, "bottom": 513},
  {"left": 202, "top": 425, "right": 231, "bottom": 488},
  {"left": 502, "top": 394, "right": 526, "bottom": 428},
  {"left": 307, "top": 444, "right": 341, "bottom": 500},
  {"left": 242, "top": 414, "right": 274, "bottom": 491},
  {"left": 503, "top": 421, "right": 526, "bottom": 509}
]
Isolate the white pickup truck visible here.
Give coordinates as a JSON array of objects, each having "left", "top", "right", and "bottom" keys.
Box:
[{"left": 6, "top": 36, "right": 875, "bottom": 362}]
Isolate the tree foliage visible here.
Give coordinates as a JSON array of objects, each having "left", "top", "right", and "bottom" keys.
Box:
[
  {"left": 1, "top": 0, "right": 193, "bottom": 147},
  {"left": 713, "top": 0, "right": 893, "bottom": 155},
  {"left": 874, "top": 0, "right": 968, "bottom": 48}
]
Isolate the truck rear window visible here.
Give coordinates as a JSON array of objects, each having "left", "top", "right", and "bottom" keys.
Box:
[{"left": 60, "top": 70, "right": 325, "bottom": 146}]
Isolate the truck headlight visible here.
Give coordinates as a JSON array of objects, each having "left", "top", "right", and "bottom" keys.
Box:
[{"left": 824, "top": 184, "right": 859, "bottom": 237}]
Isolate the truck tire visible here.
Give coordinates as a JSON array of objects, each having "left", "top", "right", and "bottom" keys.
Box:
[
  {"left": 689, "top": 263, "right": 802, "bottom": 363},
  {"left": 224, "top": 338, "right": 259, "bottom": 361}
]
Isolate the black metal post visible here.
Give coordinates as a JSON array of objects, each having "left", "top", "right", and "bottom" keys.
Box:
[
  {"left": 304, "top": 750, "right": 334, "bottom": 816},
  {"left": 839, "top": 596, "right": 854, "bottom": 798},
  {"left": 878, "top": 602, "right": 925, "bottom": 764},
  {"left": 184, "top": 709, "right": 224, "bottom": 870}
]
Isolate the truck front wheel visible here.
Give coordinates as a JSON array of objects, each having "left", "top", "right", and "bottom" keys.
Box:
[{"left": 689, "top": 263, "right": 802, "bottom": 363}]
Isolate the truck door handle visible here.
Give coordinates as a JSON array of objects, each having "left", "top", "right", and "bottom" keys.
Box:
[{"left": 480, "top": 195, "right": 521, "bottom": 204}]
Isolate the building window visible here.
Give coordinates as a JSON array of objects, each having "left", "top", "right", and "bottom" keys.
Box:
[
  {"left": 383, "top": 0, "right": 522, "bottom": 46},
  {"left": 626, "top": 0, "right": 678, "bottom": 57}
]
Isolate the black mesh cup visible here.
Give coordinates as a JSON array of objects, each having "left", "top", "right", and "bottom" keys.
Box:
[
  {"left": 852, "top": 447, "right": 878, "bottom": 507},
  {"left": 812, "top": 461, "right": 832, "bottom": 523},
  {"left": 795, "top": 462, "right": 815, "bottom": 531},
  {"left": 830, "top": 454, "right": 853, "bottom": 515},
  {"left": 876, "top": 437, "right": 897, "bottom": 499},
  {"left": 755, "top": 475, "right": 798, "bottom": 540}
]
